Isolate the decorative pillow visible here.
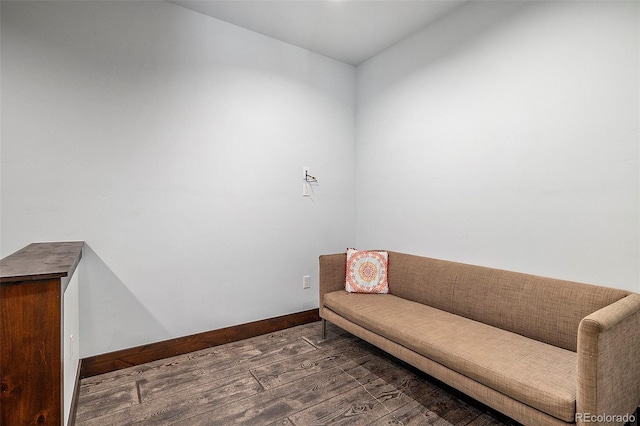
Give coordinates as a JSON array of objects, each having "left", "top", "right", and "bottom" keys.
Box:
[{"left": 345, "top": 248, "right": 389, "bottom": 293}]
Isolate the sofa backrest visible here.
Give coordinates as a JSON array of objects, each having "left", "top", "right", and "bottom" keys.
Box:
[{"left": 387, "top": 251, "right": 630, "bottom": 352}]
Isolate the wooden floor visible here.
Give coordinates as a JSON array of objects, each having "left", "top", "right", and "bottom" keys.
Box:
[{"left": 76, "top": 321, "right": 519, "bottom": 425}]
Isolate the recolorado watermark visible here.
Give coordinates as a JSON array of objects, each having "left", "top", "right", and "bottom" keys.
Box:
[{"left": 575, "top": 412, "right": 636, "bottom": 423}]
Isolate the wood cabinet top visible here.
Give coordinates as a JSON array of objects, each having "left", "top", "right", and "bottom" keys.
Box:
[{"left": 0, "top": 241, "right": 84, "bottom": 284}]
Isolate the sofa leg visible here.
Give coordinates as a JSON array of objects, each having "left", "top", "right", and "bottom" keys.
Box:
[{"left": 321, "top": 319, "right": 327, "bottom": 340}]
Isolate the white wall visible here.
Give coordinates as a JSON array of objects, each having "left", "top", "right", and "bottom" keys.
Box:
[
  {"left": 1, "top": 1, "right": 356, "bottom": 356},
  {"left": 356, "top": 1, "right": 639, "bottom": 292},
  {"left": 2, "top": 0, "right": 638, "bottom": 361}
]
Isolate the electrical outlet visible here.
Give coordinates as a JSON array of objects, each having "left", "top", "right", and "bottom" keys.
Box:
[{"left": 303, "top": 275, "right": 311, "bottom": 289}]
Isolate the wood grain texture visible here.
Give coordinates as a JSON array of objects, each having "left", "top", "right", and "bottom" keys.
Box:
[
  {"left": 0, "top": 241, "right": 83, "bottom": 284},
  {"left": 0, "top": 279, "right": 62, "bottom": 425},
  {"left": 80, "top": 309, "right": 321, "bottom": 378},
  {"left": 76, "top": 322, "right": 519, "bottom": 426}
]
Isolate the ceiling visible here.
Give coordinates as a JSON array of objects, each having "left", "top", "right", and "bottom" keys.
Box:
[{"left": 170, "top": 1, "right": 468, "bottom": 66}]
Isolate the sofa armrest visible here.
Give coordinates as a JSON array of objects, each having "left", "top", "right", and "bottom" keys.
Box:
[
  {"left": 577, "top": 293, "right": 640, "bottom": 426},
  {"left": 319, "top": 253, "right": 346, "bottom": 317}
]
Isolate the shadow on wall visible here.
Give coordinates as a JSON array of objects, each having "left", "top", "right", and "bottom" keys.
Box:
[{"left": 78, "top": 244, "right": 169, "bottom": 358}]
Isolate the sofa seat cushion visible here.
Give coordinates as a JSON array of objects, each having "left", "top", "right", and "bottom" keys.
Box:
[{"left": 323, "top": 291, "right": 577, "bottom": 422}]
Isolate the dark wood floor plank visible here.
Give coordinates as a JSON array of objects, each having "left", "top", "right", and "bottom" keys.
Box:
[
  {"left": 340, "top": 351, "right": 413, "bottom": 383},
  {"left": 80, "top": 309, "right": 320, "bottom": 378},
  {"left": 138, "top": 370, "right": 261, "bottom": 403},
  {"left": 362, "top": 374, "right": 417, "bottom": 413},
  {"left": 137, "top": 338, "right": 316, "bottom": 400},
  {"left": 287, "top": 382, "right": 387, "bottom": 426},
  {"left": 178, "top": 366, "right": 363, "bottom": 425},
  {"left": 80, "top": 326, "right": 315, "bottom": 396},
  {"left": 322, "top": 334, "right": 385, "bottom": 359},
  {"left": 250, "top": 352, "right": 342, "bottom": 390},
  {"left": 78, "top": 372, "right": 263, "bottom": 426},
  {"left": 464, "top": 413, "right": 511, "bottom": 426},
  {"left": 75, "top": 382, "right": 140, "bottom": 423},
  {"left": 426, "top": 394, "right": 482, "bottom": 425},
  {"left": 285, "top": 353, "right": 429, "bottom": 426},
  {"left": 265, "top": 417, "right": 296, "bottom": 426},
  {"left": 304, "top": 323, "right": 350, "bottom": 347},
  {"left": 371, "top": 400, "right": 455, "bottom": 426},
  {"left": 76, "top": 321, "right": 511, "bottom": 426}
]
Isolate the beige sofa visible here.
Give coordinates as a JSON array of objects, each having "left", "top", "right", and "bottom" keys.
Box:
[{"left": 319, "top": 251, "right": 640, "bottom": 426}]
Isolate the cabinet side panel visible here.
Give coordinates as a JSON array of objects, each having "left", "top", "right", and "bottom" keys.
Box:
[
  {"left": 63, "top": 270, "right": 80, "bottom": 425},
  {"left": 1, "top": 279, "right": 62, "bottom": 425}
]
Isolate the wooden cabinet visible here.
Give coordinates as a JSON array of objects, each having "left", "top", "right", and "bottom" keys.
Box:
[{"left": 1, "top": 242, "right": 83, "bottom": 425}]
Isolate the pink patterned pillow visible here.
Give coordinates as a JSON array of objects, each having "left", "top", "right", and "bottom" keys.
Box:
[{"left": 345, "top": 248, "right": 389, "bottom": 293}]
